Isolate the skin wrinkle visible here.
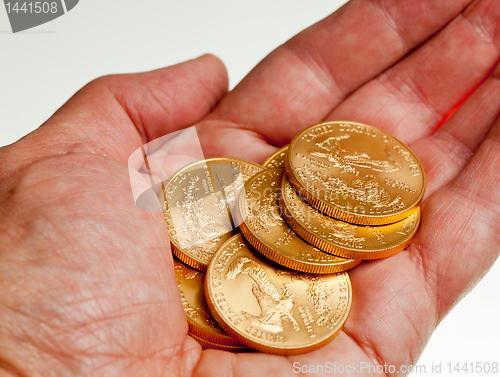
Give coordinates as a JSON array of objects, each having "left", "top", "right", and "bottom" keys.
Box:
[
  {"left": 341, "top": 327, "right": 388, "bottom": 376},
  {"left": 196, "top": 118, "right": 273, "bottom": 158},
  {"left": 430, "top": 130, "right": 475, "bottom": 168},
  {"left": 69, "top": 83, "right": 133, "bottom": 157},
  {"left": 283, "top": 42, "right": 345, "bottom": 108},
  {"left": 420, "top": 197, "right": 497, "bottom": 321},
  {"left": 0, "top": 133, "right": 96, "bottom": 180},
  {"left": 124, "top": 80, "right": 186, "bottom": 144},
  {"left": 175, "top": 340, "right": 200, "bottom": 377},
  {"left": 0, "top": 361, "right": 25, "bottom": 377},
  {"left": 379, "top": 69, "right": 439, "bottom": 123},
  {"left": 437, "top": 239, "right": 464, "bottom": 320},
  {"left": 369, "top": 0, "right": 409, "bottom": 49},
  {"left": 1, "top": 169, "right": 126, "bottom": 227},
  {"left": 417, "top": 209, "right": 457, "bottom": 317},
  {"left": 463, "top": 2, "right": 497, "bottom": 45},
  {"left": 343, "top": 255, "right": 437, "bottom": 376},
  {"left": 367, "top": 275, "right": 422, "bottom": 347},
  {"left": 6, "top": 154, "right": 121, "bottom": 192},
  {"left": 18, "top": 300, "right": 185, "bottom": 374},
  {"left": 392, "top": 299, "right": 425, "bottom": 358},
  {"left": 451, "top": 171, "right": 500, "bottom": 214},
  {"left": 406, "top": 243, "right": 441, "bottom": 320},
  {"left": 465, "top": 1, "right": 500, "bottom": 47},
  {"left": 3, "top": 325, "right": 78, "bottom": 375}
]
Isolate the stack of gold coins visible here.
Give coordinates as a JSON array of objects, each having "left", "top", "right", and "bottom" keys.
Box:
[
  {"left": 282, "top": 121, "right": 424, "bottom": 260},
  {"left": 161, "top": 121, "right": 425, "bottom": 355}
]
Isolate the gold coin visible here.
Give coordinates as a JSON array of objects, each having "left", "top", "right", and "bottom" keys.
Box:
[
  {"left": 205, "top": 234, "right": 352, "bottom": 355},
  {"left": 237, "top": 168, "right": 360, "bottom": 274},
  {"left": 189, "top": 333, "right": 251, "bottom": 352},
  {"left": 173, "top": 258, "right": 245, "bottom": 347},
  {"left": 162, "top": 158, "right": 263, "bottom": 271},
  {"left": 262, "top": 145, "right": 289, "bottom": 169},
  {"left": 280, "top": 176, "right": 421, "bottom": 259},
  {"left": 286, "top": 121, "right": 425, "bottom": 225}
]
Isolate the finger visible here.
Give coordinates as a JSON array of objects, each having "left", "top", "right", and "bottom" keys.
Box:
[
  {"left": 110, "top": 54, "right": 228, "bottom": 146},
  {"left": 411, "top": 62, "right": 500, "bottom": 197},
  {"left": 350, "top": 80, "right": 500, "bottom": 363},
  {"left": 197, "top": 0, "right": 473, "bottom": 156},
  {"left": 326, "top": 0, "right": 500, "bottom": 144},
  {"left": 0, "top": 54, "right": 228, "bottom": 168},
  {"left": 411, "top": 111, "right": 500, "bottom": 322}
]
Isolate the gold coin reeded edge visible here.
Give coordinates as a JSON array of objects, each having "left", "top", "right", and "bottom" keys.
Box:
[
  {"left": 239, "top": 220, "right": 361, "bottom": 274},
  {"left": 204, "top": 235, "right": 353, "bottom": 355},
  {"left": 162, "top": 157, "right": 263, "bottom": 272},
  {"left": 285, "top": 121, "right": 426, "bottom": 226},
  {"left": 189, "top": 332, "right": 251, "bottom": 352},
  {"left": 186, "top": 309, "right": 244, "bottom": 347},
  {"left": 171, "top": 241, "right": 208, "bottom": 272},
  {"left": 236, "top": 169, "right": 361, "bottom": 274},
  {"left": 262, "top": 145, "right": 289, "bottom": 169},
  {"left": 279, "top": 177, "right": 422, "bottom": 260},
  {"left": 174, "top": 257, "right": 245, "bottom": 346}
]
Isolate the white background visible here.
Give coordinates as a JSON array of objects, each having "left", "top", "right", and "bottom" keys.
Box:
[{"left": 0, "top": 1, "right": 498, "bottom": 375}]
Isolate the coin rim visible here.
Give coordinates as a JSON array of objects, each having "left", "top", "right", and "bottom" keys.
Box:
[
  {"left": 189, "top": 332, "right": 252, "bottom": 352},
  {"left": 285, "top": 121, "right": 426, "bottom": 225},
  {"left": 204, "top": 234, "right": 353, "bottom": 355},
  {"left": 262, "top": 145, "right": 289, "bottom": 169}
]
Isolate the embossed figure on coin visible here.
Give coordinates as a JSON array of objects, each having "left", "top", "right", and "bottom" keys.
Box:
[
  {"left": 245, "top": 192, "right": 284, "bottom": 233},
  {"left": 214, "top": 172, "right": 245, "bottom": 215},
  {"left": 306, "top": 278, "right": 335, "bottom": 326},
  {"left": 174, "top": 264, "right": 200, "bottom": 280},
  {"left": 311, "top": 134, "right": 401, "bottom": 174},
  {"left": 200, "top": 307, "right": 220, "bottom": 329},
  {"left": 225, "top": 257, "right": 300, "bottom": 333},
  {"left": 303, "top": 165, "right": 403, "bottom": 208},
  {"left": 177, "top": 177, "right": 229, "bottom": 262},
  {"left": 312, "top": 211, "right": 365, "bottom": 248}
]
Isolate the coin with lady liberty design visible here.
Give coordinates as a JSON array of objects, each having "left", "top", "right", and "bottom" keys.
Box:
[
  {"left": 162, "top": 158, "right": 262, "bottom": 271},
  {"left": 173, "top": 258, "right": 246, "bottom": 348},
  {"left": 205, "top": 234, "right": 352, "bottom": 355},
  {"left": 286, "top": 121, "right": 425, "bottom": 225}
]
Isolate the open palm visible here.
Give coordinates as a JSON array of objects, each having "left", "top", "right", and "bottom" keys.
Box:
[{"left": 1, "top": 0, "right": 499, "bottom": 376}]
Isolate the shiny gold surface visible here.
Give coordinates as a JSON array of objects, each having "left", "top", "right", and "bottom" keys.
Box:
[
  {"left": 280, "top": 177, "right": 421, "bottom": 259},
  {"left": 189, "top": 332, "right": 251, "bottom": 352},
  {"left": 286, "top": 121, "right": 425, "bottom": 225},
  {"left": 237, "top": 168, "right": 360, "bottom": 273},
  {"left": 262, "top": 145, "right": 289, "bottom": 169},
  {"left": 174, "top": 258, "right": 245, "bottom": 347},
  {"left": 205, "top": 234, "right": 352, "bottom": 355},
  {"left": 162, "top": 158, "right": 263, "bottom": 271}
]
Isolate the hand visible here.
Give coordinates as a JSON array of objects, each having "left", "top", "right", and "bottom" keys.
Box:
[{"left": 0, "top": 0, "right": 499, "bottom": 376}]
